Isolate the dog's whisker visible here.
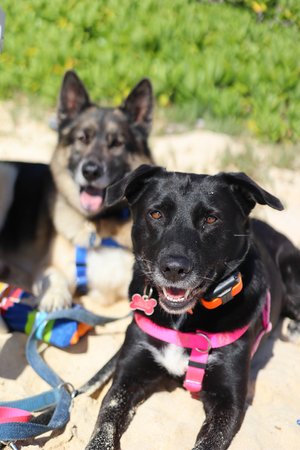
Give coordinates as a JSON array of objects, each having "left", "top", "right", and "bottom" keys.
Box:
[
  {"left": 198, "top": 275, "right": 214, "bottom": 282},
  {"left": 136, "top": 257, "right": 152, "bottom": 270},
  {"left": 137, "top": 255, "right": 217, "bottom": 285}
]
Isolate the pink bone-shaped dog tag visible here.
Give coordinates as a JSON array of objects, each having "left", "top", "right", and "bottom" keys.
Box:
[{"left": 129, "top": 293, "right": 157, "bottom": 316}]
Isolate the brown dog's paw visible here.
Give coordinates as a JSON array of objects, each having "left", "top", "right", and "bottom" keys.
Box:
[
  {"left": 38, "top": 286, "right": 72, "bottom": 312},
  {"left": 34, "top": 268, "right": 73, "bottom": 312}
]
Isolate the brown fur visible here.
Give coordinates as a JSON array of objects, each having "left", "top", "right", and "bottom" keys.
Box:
[{"left": 0, "top": 71, "right": 154, "bottom": 312}]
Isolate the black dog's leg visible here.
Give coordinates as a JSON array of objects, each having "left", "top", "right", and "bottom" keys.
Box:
[
  {"left": 193, "top": 346, "right": 249, "bottom": 450},
  {"left": 193, "top": 395, "right": 246, "bottom": 450},
  {"left": 86, "top": 348, "right": 167, "bottom": 450},
  {"left": 279, "top": 247, "right": 300, "bottom": 339}
]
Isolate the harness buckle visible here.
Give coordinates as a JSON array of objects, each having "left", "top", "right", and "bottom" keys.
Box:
[
  {"left": 89, "top": 232, "right": 98, "bottom": 248},
  {"left": 59, "top": 382, "right": 77, "bottom": 398},
  {"left": 1, "top": 442, "right": 19, "bottom": 450},
  {"left": 58, "top": 382, "right": 78, "bottom": 411},
  {"left": 195, "top": 332, "right": 211, "bottom": 353}
]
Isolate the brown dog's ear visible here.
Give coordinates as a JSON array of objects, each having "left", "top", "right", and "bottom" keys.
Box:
[
  {"left": 105, "top": 164, "right": 164, "bottom": 207},
  {"left": 121, "top": 79, "right": 153, "bottom": 135},
  {"left": 221, "top": 172, "right": 284, "bottom": 214},
  {"left": 57, "top": 70, "right": 91, "bottom": 128}
]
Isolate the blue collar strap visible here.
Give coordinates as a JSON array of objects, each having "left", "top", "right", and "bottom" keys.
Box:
[
  {"left": 118, "top": 206, "right": 130, "bottom": 220},
  {"left": 101, "top": 237, "right": 126, "bottom": 248}
]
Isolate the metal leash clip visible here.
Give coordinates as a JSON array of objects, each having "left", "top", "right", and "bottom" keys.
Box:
[
  {"left": 1, "top": 441, "right": 19, "bottom": 450},
  {"left": 58, "top": 382, "right": 78, "bottom": 411}
]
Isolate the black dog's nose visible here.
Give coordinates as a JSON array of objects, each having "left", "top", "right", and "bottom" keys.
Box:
[
  {"left": 160, "top": 255, "right": 193, "bottom": 282},
  {"left": 82, "top": 161, "right": 103, "bottom": 182}
]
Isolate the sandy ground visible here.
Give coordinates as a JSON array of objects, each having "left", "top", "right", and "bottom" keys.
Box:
[{"left": 0, "top": 102, "right": 299, "bottom": 449}]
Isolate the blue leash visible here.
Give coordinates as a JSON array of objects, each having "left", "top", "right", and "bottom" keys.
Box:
[{"left": 0, "top": 307, "right": 130, "bottom": 445}]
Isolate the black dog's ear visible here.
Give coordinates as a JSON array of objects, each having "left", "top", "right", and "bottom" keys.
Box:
[
  {"left": 105, "top": 164, "right": 164, "bottom": 207},
  {"left": 57, "top": 70, "right": 91, "bottom": 127},
  {"left": 221, "top": 172, "right": 284, "bottom": 215},
  {"left": 121, "top": 79, "right": 153, "bottom": 135}
]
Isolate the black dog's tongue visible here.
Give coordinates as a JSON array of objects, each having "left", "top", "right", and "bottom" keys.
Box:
[{"left": 164, "top": 287, "right": 187, "bottom": 300}]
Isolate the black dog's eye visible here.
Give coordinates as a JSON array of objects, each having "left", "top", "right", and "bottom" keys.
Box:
[
  {"left": 205, "top": 215, "right": 218, "bottom": 224},
  {"left": 149, "top": 210, "right": 162, "bottom": 220}
]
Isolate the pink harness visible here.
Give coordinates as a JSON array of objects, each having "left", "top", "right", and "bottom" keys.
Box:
[
  {"left": 0, "top": 406, "right": 32, "bottom": 424},
  {"left": 134, "top": 291, "right": 272, "bottom": 398}
]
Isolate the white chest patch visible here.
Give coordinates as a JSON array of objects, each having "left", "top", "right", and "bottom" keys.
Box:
[
  {"left": 144, "top": 342, "right": 220, "bottom": 378},
  {"left": 145, "top": 343, "right": 189, "bottom": 377}
]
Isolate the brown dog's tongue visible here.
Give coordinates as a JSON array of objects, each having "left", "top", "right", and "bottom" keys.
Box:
[{"left": 80, "top": 191, "right": 103, "bottom": 212}]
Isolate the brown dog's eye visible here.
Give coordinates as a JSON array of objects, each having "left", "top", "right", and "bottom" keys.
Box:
[
  {"left": 149, "top": 210, "right": 162, "bottom": 220},
  {"left": 205, "top": 215, "right": 217, "bottom": 224},
  {"left": 111, "top": 138, "right": 123, "bottom": 148},
  {"left": 77, "top": 131, "right": 87, "bottom": 144},
  {"left": 108, "top": 134, "right": 124, "bottom": 148}
]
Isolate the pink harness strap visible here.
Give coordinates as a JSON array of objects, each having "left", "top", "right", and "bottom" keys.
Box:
[
  {"left": 134, "top": 313, "right": 250, "bottom": 350},
  {"left": 134, "top": 314, "right": 250, "bottom": 396},
  {"left": 251, "top": 290, "right": 272, "bottom": 357},
  {"left": 134, "top": 291, "right": 271, "bottom": 398},
  {"left": 0, "top": 406, "right": 32, "bottom": 424}
]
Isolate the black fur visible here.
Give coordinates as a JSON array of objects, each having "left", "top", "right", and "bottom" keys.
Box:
[{"left": 86, "top": 166, "right": 300, "bottom": 450}]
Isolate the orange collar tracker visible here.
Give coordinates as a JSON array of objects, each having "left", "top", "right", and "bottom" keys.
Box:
[{"left": 201, "top": 272, "right": 243, "bottom": 310}]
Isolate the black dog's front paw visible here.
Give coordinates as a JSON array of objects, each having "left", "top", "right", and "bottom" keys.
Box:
[
  {"left": 85, "top": 422, "right": 121, "bottom": 450},
  {"left": 282, "top": 318, "right": 300, "bottom": 344},
  {"left": 86, "top": 440, "right": 119, "bottom": 450}
]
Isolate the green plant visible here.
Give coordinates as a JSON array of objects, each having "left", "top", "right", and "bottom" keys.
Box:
[
  {"left": 0, "top": 0, "right": 300, "bottom": 142},
  {"left": 220, "top": 140, "right": 300, "bottom": 181}
]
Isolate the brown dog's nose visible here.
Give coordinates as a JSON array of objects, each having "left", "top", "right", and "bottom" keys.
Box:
[
  {"left": 160, "top": 255, "right": 193, "bottom": 282},
  {"left": 82, "top": 161, "right": 103, "bottom": 182}
]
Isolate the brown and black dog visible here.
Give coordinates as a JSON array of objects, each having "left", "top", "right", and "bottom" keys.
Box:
[{"left": 0, "top": 71, "right": 154, "bottom": 320}]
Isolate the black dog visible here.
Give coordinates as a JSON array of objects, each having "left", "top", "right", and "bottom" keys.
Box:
[{"left": 86, "top": 165, "right": 300, "bottom": 450}]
